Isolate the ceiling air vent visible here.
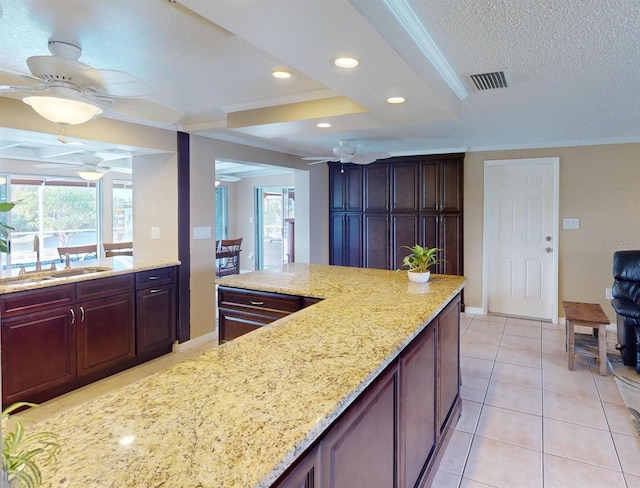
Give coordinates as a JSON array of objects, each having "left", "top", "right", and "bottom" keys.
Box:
[{"left": 468, "top": 70, "right": 509, "bottom": 91}]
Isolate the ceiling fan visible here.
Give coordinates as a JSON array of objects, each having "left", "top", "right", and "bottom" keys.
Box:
[
  {"left": 304, "top": 140, "right": 391, "bottom": 166},
  {"left": 35, "top": 151, "right": 132, "bottom": 178},
  {"left": 0, "top": 40, "right": 183, "bottom": 127}
]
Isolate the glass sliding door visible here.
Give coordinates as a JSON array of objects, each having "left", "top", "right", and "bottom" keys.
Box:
[{"left": 255, "top": 186, "right": 294, "bottom": 269}]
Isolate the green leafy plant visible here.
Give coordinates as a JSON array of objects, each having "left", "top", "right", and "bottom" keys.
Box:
[
  {"left": 400, "top": 244, "right": 444, "bottom": 273},
  {"left": 0, "top": 202, "right": 16, "bottom": 253},
  {"left": 2, "top": 402, "right": 60, "bottom": 488}
]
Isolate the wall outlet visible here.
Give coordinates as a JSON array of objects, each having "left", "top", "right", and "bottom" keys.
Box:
[{"left": 605, "top": 288, "right": 613, "bottom": 299}]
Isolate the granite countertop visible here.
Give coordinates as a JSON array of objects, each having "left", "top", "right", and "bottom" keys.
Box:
[
  {"left": 0, "top": 256, "right": 180, "bottom": 294},
  {"left": 29, "top": 263, "right": 465, "bottom": 487}
]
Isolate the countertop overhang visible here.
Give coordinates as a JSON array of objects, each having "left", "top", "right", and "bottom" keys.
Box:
[{"left": 28, "top": 263, "right": 465, "bottom": 487}]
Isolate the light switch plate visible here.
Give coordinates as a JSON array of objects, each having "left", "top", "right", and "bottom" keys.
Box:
[
  {"left": 193, "top": 226, "right": 212, "bottom": 240},
  {"left": 151, "top": 226, "right": 160, "bottom": 239},
  {"left": 563, "top": 218, "right": 580, "bottom": 229}
]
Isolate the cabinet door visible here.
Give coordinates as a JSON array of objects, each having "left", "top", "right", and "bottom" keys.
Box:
[
  {"left": 438, "top": 295, "right": 461, "bottom": 433},
  {"left": 420, "top": 162, "right": 439, "bottom": 212},
  {"left": 441, "top": 160, "right": 463, "bottom": 212},
  {"left": 393, "top": 214, "right": 419, "bottom": 270},
  {"left": 1, "top": 305, "right": 75, "bottom": 406},
  {"left": 329, "top": 165, "right": 363, "bottom": 212},
  {"left": 274, "top": 446, "right": 319, "bottom": 488},
  {"left": 136, "top": 284, "right": 176, "bottom": 357},
  {"left": 364, "top": 214, "right": 390, "bottom": 270},
  {"left": 77, "top": 293, "right": 135, "bottom": 377},
  {"left": 365, "top": 163, "right": 390, "bottom": 211},
  {"left": 393, "top": 163, "right": 419, "bottom": 212},
  {"left": 329, "top": 213, "right": 363, "bottom": 267},
  {"left": 320, "top": 367, "right": 397, "bottom": 488},
  {"left": 399, "top": 324, "right": 436, "bottom": 488},
  {"left": 440, "top": 214, "right": 463, "bottom": 276}
]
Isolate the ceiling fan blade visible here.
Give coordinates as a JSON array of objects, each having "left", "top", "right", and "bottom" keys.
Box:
[
  {"left": 100, "top": 97, "right": 183, "bottom": 124},
  {"left": 348, "top": 152, "right": 392, "bottom": 165},
  {"left": 0, "top": 70, "right": 44, "bottom": 92},
  {"left": 34, "top": 162, "right": 83, "bottom": 169},
  {"left": 83, "top": 69, "right": 152, "bottom": 97},
  {"left": 302, "top": 156, "right": 335, "bottom": 161},
  {"left": 307, "top": 160, "right": 332, "bottom": 165}
]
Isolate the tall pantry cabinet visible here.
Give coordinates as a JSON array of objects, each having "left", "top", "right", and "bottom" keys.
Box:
[{"left": 329, "top": 153, "right": 463, "bottom": 276}]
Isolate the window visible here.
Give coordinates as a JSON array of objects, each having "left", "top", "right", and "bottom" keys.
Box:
[
  {"left": 215, "top": 185, "right": 228, "bottom": 241},
  {"left": 5, "top": 176, "right": 98, "bottom": 270},
  {"left": 112, "top": 180, "right": 133, "bottom": 242}
]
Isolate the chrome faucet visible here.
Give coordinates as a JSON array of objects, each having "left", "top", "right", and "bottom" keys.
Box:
[{"left": 33, "top": 235, "right": 41, "bottom": 271}]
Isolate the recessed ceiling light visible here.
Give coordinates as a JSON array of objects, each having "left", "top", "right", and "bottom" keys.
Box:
[
  {"left": 387, "top": 97, "right": 406, "bottom": 104},
  {"left": 316, "top": 122, "right": 331, "bottom": 128},
  {"left": 334, "top": 57, "right": 359, "bottom": 68},
  {"left": 272, "top": 70, "right": 291, "bottom": 79}
]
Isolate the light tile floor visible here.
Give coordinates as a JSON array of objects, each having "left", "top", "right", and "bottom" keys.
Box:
[
  {"left": 15, "top": 313, "right": 640, "bottom": 487},
  {"left": 432, "top": 312, "right": 640, "bottom": 488}
]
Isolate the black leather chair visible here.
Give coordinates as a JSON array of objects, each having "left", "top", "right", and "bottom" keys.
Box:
[{"left": 611, "top": 250, "right": 640, "bottom": 372}]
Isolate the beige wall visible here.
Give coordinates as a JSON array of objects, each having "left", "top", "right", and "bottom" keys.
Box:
[{"left": 464, "top": 143, "right": 640, "bottom": 322}]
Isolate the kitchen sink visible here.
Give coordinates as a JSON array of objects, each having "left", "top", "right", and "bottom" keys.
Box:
[
  {"left": 0, "top": 266, "right": 111, "bottom": 286},
  {"left": 50, "top": 267, "right": 111, "bottom": 278}
]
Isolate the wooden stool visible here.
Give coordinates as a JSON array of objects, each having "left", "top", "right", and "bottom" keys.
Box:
[{"left": 563, "top": 301, "right": 609, "bottom": 376}]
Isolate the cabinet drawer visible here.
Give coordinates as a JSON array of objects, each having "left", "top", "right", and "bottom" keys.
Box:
[
  {"left": 76, "top": 274, "right": 134, "bottom": 301},
  {"left": 136, "top": 267, "right": 175, "bottom": 289},
  {"left": 218, "top": 287, "right": 302, "bottom": 313},
  {"left": 0, "top": 284, "right": 75, "bottom": 318}
]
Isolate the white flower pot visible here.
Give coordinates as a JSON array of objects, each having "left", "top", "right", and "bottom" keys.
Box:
[{"left": 407, "top": 270, "right": 430, "bottom": 283}]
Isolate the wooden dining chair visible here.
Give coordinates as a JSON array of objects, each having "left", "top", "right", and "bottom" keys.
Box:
[
  {"left": 216, "top": 238, "right": 243, "bottom": 277},
  {"left": 57, "top": 244, "right": 98, "bottom": 261},
  {"left": 103, "top": 241, "right": 133, "bottom": 257}
]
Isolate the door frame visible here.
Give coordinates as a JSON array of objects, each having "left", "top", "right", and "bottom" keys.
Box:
[{"left": 482, "top": 157, "right": 560, "bottom": 323}]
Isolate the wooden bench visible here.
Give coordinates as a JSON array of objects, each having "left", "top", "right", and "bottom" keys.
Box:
[{"left": 563, "top": 301, "right": 609, "bottom": 376}]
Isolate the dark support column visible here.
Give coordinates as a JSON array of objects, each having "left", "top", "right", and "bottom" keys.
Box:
[{"left": 177, "top": 131, "right": 190, "bottom": 343}]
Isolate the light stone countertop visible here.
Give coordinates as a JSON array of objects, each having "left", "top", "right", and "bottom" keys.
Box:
[
  {"left": 0, "top": 256, "right": 180, "bottom": 294},
  {"left": 29, "top": 263, "right": 465, "bottom": 487}
]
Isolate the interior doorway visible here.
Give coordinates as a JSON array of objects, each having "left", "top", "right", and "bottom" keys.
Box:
[
  {"left": 483, "top": 157, "right": 559, "bottom": 322},
  {"left": 255, "top": 187, "right": 294, "bottom": 269}
]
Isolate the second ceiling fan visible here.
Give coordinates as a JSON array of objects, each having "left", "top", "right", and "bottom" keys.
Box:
[{"left": 304, "top": 140, "right": 391, "bottom": 166}]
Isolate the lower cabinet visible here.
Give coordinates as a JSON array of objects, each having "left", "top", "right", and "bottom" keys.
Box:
[
  {"left": 218, "top": 286, "right": 321, "bottom": 343},
  {"left": 1, "top": 266, "right": 178, "bottom": 408},
  {"left": 272, "top": 293, "right": 461, "bottom": 488}
]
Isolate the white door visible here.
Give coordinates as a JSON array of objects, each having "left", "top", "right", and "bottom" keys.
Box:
[{"left": 484, "top": 158, "right": 559, "bottom": 321}]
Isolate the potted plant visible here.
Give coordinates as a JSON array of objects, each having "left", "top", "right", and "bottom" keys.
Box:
[
  {"left": 0, "top": 202, "right": 16, "bottom": 253},
  {"left": 2, "top": 402, "right": 60, "bottom": 488},
  {"left": 400, "top": 244, "right": 444, "bottom": 283}
]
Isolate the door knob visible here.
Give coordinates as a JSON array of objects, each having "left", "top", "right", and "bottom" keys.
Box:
[{"left": 545, "top": 247, "right": 553, "bottom": 253}]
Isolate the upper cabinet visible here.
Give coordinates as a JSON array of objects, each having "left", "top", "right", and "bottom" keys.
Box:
[{"left": 329, "top": 154, "right": 464, "bottom": 277}]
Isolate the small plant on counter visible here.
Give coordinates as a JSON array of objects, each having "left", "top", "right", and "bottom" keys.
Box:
[
  {"left": 0, "top": 202, "right": 17, "bottom": 253},
  {"left": 2, "top": 402, "right": 61, "bottom": 488},
  {"left": 400, "top": 244, "right": 444, "bottom": 273}
]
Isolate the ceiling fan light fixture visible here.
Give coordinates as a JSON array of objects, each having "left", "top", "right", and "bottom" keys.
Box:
[
  {"left": 334, "top": 57, "right": 359, "bottom": 68},
  {"left": 76, "top": 171, "right": 105, "bottom": 181},
  {"left": 24, "top": 95, "right": 102, "bottom": 125}
]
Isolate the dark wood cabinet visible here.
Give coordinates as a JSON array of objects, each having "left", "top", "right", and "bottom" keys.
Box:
[
  {"left": 218, "top": 286, "right": 321, "bottom": 343},
  {"left": 399, "top": 323, "right": 436, "bottom": 488},
  {"left": 1, "top": 266, "right": 179, "bottom": 408},
  {"left": 272, "top": 292, "right": 461, "bottom": 488},
  {"left": 136, "top": 267, "right": 176, "bottom": 358},
  {"left": 329, "top": 154, "right": 464, "bottom": 278},
  {"left": 77, "top": 292, "right": 135, "bottom": 377},
  {"left": 438, "top": 293, "right": 461, "bottom": 432},
  {"left": 320, "top": 366, "right": 397, "bottom": 488},
  {"left": 1, "top": 304, "right": 76, "bottom": 406}
]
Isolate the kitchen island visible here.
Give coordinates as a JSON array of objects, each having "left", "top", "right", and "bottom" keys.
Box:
[{"left": 25, "top": 263, "right": 465, "bottom": 487}]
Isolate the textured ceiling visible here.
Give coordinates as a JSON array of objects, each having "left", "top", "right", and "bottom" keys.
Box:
[{"left": 0, "top": 0, "right": 638, "bottom": 177}]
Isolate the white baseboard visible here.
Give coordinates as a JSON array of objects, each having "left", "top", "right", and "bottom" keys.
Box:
[
  {"left": 464, "top": 306, "right": 484, "bottom": 315},
  {"left": 172, "top": 331, "right": 217, "bottom": 353}
]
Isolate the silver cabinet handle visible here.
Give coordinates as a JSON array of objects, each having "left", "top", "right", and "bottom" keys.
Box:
[
  {"left": 148, "top": 276, "right": 160, "bottom": 280},
  {"left": 80, "top": 306, "right": 85, "bottom": 322},
  {"left": 70, "top": 308, "right": 75, "bottom": 325},
  {"left": 250, "top": 301, "right": 264, "bottom": 305},
  {"left": 149, "top": 289, "right": 162, "bottom": 294}
]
